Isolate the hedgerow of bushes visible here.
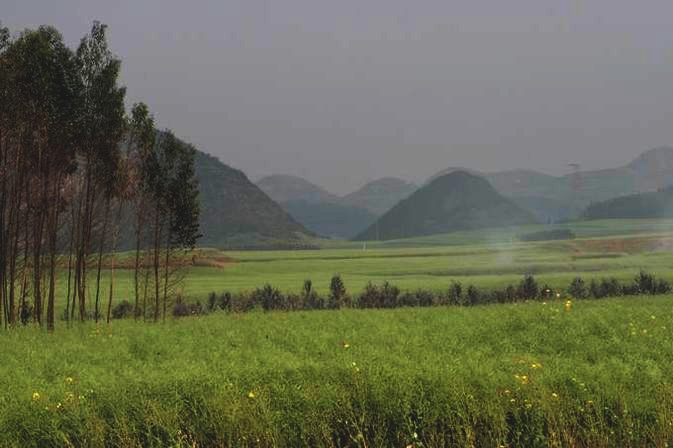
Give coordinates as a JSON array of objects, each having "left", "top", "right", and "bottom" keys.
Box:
[{"left": 111, "top": 270, "right": 673, "bottom": 319}]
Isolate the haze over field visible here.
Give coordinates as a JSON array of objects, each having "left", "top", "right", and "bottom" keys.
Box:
[{"left": 5, "top": 0, "right": 673, "bottom": 193}]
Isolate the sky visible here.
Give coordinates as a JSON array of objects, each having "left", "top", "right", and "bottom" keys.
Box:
[{"left": 4, "top": 0, "right": 673, "bottom": 194}]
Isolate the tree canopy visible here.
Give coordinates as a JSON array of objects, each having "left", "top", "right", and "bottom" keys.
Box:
[{"left": 0, "top": 22, "right": 201, "bottom": 330}]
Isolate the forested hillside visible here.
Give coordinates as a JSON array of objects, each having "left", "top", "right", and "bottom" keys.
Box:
[
  {"left": 583, "top": 187, "right": 673, "bottom": 220},
  {"left": 354, "top": 171, "right": 536, "bottom": 241},
  {"left": 196, "top": 153, "right": 313, "bottom": 247}
]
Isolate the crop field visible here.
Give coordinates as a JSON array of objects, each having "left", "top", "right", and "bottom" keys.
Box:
[
  {"left": 180, "top": 219, "right": 673, "bottom": 300},
  {"left": 5, "top": 296, "right": 673, "bottom": 446},
  {"left": 65, "top": 219, "right": 673, "bottom": 306},
  {"left": 7, "top": 218, "right": 673, "bottom": 446}
]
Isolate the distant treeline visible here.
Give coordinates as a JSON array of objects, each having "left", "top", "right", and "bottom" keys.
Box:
[
  {"left": 518, "top": 228, "right": 575, "bottom": 242},
  {"left": 0, "top": 22, "right": 200, "bottom": 330},
  {"left": 110, "top": 271, "right": 672, "bottom": 318},
  {"left": 583, "top": 187, "right": 673, "bottom": 220}
]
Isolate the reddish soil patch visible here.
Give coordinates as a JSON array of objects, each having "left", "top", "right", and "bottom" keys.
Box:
[
  {"left": 59, "top": 250, "right": 236, "bottom": 270},
  {"left": 570, "top": 235, "right": 673, "bottom": 254},
  {"left": 192, "top": 254, "right": 234, "bottom": 269}
]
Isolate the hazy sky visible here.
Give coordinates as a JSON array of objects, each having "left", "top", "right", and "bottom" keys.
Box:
[{"left": 5, "top": 0, "right": 673, "bottom": 194}]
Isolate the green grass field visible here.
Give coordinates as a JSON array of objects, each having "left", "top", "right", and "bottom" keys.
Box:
[
  {"left": 5, "top": 296, "right": 673, "bottom": 446},
  {"left": 178, "top": 219, "right": 673, "bottom": 300},
  {"left": 7, "top": 218, "right": 673, "bottom": 446},
  {"left": 67, "top": 219, "right": 673, "bottom": 306}
]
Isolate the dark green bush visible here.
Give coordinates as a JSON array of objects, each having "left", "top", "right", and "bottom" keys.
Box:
[
  {"left": 466, "top": 284, "right": 480, "bottom": 305},
  {"left": 19, "top": 300, "right": 32, "bottom": 325},
  {"left": 600, "top": 278, "right": 622, "bottom": 297},
  {"left": 568, "top": 277, "right": 588, "bottom": 299},
  {"left": 189, "top": 271, "right": 673, "bottom": 317},
  {"left": 328, "top": 275, "right": 348, "bottom": 309},
  {"left": 447, "top": 281, "right": 462, "bottom": 305},
  {"left": 172, "top": 297, "right": 203, "bottom": 317},
  {"left": 357, "top": 281, "right": 400, "bottom": 308},
  {"left": 517, "top": 275, "right": 539, "bottom": 301},
  {"left": 255, "top": 284, "right": 286, "bottom": 311},
  {"left": 218, "top": 292, "right": 232, "bottom": 310},
  {"left": 112, "top": 300, "right": 134, "bottom": 319}
]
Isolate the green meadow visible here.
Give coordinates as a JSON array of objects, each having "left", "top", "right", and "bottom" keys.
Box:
[
  {"left": 5, "top": 297, "right": 673, "bottom": 446},
  {"left": 7, "top": 218, "right": 673, "bottom": 446},
  {"left": 180, "top": 219, "right": 673, "bottom": 299}
]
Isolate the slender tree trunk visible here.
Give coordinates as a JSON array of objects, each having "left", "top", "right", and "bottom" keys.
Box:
[
  {"left": 46, "top": 175, "right": 63, "bottom": 333},
  {"left": 65, "top": 204, "right": 76, "bottom": 325},
  {"left": 153, "top": 215, "right": 161, "bottom": 322},
  {"left": 162, "top": 238, "right": 171, "bottom": 321},
  {"left": 94, "top": 199, "right": 111, "bottom": 323},
  {"left": 106, "top": 251, "right": 115, "bottom": 324},
  {"left": 7, "top": 192, "right": 21, "bottom": 326},
  {"left": 133, "top": 199, "right": 144, "bottom": 320},
  {"left": 46, "top": 221, "right": 57, "bottom": 332}
]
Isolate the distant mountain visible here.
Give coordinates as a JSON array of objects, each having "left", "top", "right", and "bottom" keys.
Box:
[
  {"left": 283, "top": 200, "right": 377, "bottom": 239},
  {"left": 255, "top": 174, "right": 415, "bottom": 239},
  {"left": 626, "top": 146, "right": 673, "bottom": 191},
  {"left": 583, "top": 186, "right": 673, "bottom": 220},
  {"left": 353, "top": 171, "right": 537, "bottom": 241},
  {"left": 196, "top": 153, "right": 313, "bottom": 247},
  {"left": 428, "top": 147, "right": 673, "bottom": 223},
  {"left": 341, "top": 177, "right": 417, "bottom": 215},
  {"left": 486, "top": 170, "right": 567, "bottom": 198},
  {"left": 256, "top": 174, "right": 341, "bottom": 204}
]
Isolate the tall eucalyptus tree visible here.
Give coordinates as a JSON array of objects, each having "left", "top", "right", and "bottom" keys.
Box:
[
  {"left": 0, "top": 26, "right": 79, "bottom": 330},
  {"left": 70, "top": 22, "right": 126, "bottom": 322},
  {"left": 127, "top": 102, "right": 156, "bottom": 319}
]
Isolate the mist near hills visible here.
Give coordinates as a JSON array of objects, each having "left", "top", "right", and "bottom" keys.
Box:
[
  {"left": 249, "top": 147, "right": 673, "bottom": 241},
  {"left": 190, "top": 145, "right": 673, "bottom": 246},
  {"left": 340, "top": 177, "right": 417, "bottom": 216}
]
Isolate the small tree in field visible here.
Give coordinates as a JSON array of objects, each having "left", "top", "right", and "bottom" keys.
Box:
[
  {"left": 568, "top": 276, "right": 588, "bottom": 299},
  {"left": 302, "top": 279, "right": 322, "bottom": 309},
  {"left": 518, "top": 274, "right": 539, "bottom": 301},
  {"left": 328, "top": 274, "right": 347, "bottom": 309}
]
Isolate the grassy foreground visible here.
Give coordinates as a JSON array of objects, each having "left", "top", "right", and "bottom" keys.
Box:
[{"left": 5, "top": 296, "right": 673, "bottom": 447}]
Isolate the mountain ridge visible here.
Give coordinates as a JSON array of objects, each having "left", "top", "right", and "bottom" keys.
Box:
[
  {"left": 353, "top": 170, "right": 537, "bottom": 241},
  {"left": 196, "top": 153, "right": 314, "bottom": 248}
]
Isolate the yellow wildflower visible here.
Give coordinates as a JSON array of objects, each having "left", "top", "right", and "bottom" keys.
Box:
[
  {"left": 31, "top": 392, "right": 40, "bottom": 402},
  {"left": 248, "top": 391, "right": 255, "bottom": 398}
]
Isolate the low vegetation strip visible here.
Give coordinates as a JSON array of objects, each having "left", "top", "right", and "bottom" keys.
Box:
[
  {"left": 5, "top": 297, "right": 673, "bottom": 446},
  {"left": 127, "top": 271, "right": 670, "bottom": 318}
]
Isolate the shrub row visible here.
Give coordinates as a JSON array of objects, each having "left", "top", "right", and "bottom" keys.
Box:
[{"left": 111, "top": 270, "right": 672, "bottom": 319}]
